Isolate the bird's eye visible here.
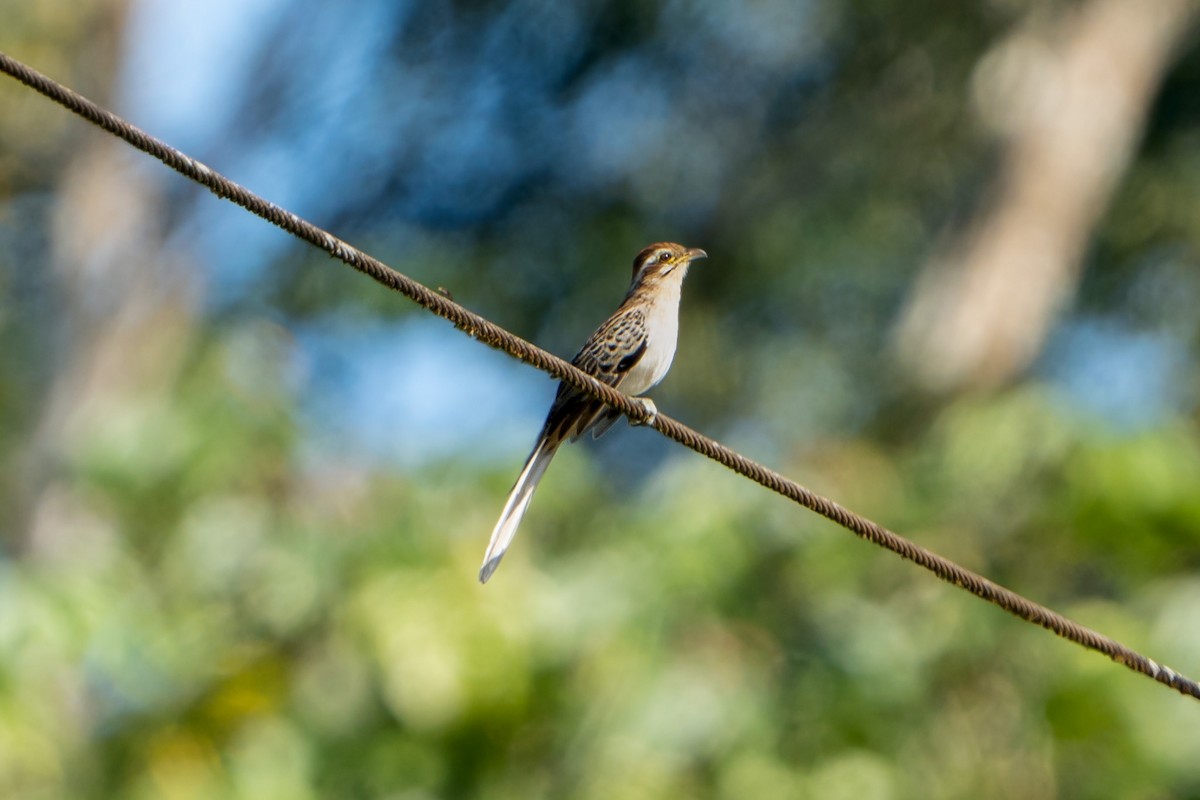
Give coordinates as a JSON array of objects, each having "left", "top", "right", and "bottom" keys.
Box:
[{"left": 657, "top": 251, "right": 671, "bottom": 264}]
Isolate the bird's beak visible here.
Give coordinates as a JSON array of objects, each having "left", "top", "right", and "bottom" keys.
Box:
[{"left": 686, "top": 248, "right": 707, "bottom": 262}]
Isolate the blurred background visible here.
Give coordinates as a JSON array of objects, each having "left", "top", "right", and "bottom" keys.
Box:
[{"left": 3, "top": 0, "right": 1200, "bottom": 797}]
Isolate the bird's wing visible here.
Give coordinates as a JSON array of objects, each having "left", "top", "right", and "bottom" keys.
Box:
[{"left": 541, "top": 306, "right": 648, "bottom": 443}]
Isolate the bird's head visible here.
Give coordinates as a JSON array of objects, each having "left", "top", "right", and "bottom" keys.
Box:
[{"left": 630, "top": 242, "right": 707, "bottom": 288}]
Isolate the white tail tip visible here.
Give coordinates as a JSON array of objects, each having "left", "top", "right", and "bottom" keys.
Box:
[{"left": 478, "top": 555, "right": 504, "bottom": 584}]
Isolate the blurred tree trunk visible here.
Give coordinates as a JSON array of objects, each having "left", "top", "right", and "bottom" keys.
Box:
[
  {"left": 16, "top": 1, "right": 200, "bottom": 554},
  {"left": 894, "top": 0, "right": 1199, "bottom": 392}
]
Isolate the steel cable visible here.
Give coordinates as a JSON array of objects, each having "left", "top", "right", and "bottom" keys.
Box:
[{"left": 3, "top": 50, "right": 1195, "bottom": 700}]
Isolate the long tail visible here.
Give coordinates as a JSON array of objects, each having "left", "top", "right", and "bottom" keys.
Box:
[{"left": 479, "top": 436, "right": 560, "bottom": 583}]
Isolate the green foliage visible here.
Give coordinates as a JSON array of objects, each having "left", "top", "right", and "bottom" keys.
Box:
[{"left": 3, "top": 341, "right": 1198, "bottom": 797}]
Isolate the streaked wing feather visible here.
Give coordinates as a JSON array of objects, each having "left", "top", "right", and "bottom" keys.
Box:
[
  {"left": 589, "top": 407, "right": 623, "bottom": 439},
  {"left": 542, "top": 307, "right": 648, "bottom": 442}
]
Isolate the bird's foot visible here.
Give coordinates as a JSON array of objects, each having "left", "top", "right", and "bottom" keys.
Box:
[{"left": 632, "top": 397, "right": 658, "bottom": 426}]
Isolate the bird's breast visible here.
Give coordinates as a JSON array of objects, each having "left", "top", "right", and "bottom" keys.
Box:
[{"left": 622, "top": 288, "right": 681, "bottom": 396}]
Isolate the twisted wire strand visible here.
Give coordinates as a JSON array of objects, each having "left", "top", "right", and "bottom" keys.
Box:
[{"left": 3, "top": 50, "right": 1195, "bottom": 700}]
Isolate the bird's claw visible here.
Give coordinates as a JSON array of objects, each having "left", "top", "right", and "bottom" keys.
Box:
[{"left": 633, "top": 398, "right": 658, "bottom": 426}]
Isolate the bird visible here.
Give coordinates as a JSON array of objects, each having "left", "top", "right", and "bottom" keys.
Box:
[{"left": 479, "top": 241, "right": 707, "bottom": 583}]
